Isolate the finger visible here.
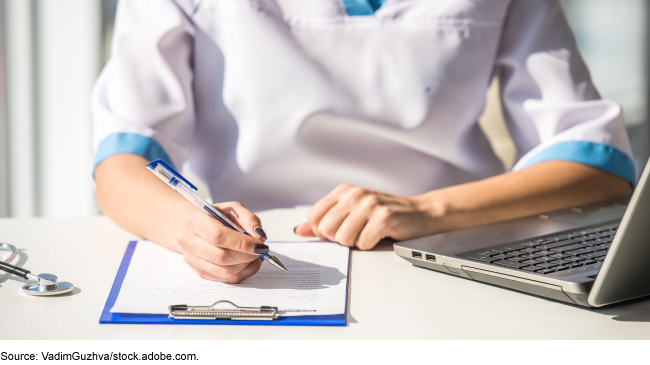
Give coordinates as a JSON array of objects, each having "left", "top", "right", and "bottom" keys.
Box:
[
  {"left": 179, "top": 232, "right": 259, "bottom": 265},
  {"left": 214, "top": 202, "right": 267, "bottom": 242},
  {"left": 189, "top": 259, "right": 262, "bottom": 284},
  {"left": 317, "top": 205, "right": 349, "bottom": 241},
  {"left": 294, "top": 222, "right": 316, "bottom": 237},
  {"left": 190, "top": 265, "right": 233, "bottom": 282},
  {"left": 334, "top": 194, "right": 381, "bottom": 246},
  {"left": 188, "top": 207, "right": 269, "bottom": 255},
  {"left": 225, "top": 257, "right": 263, "bottom": 284},
  {"left": 189, "top": 266, "right": 219, "bottom": 281},
  {"left": 333, "top": 209, "right": 371, "bottom": 247},
  {"left": 307, "top": 184, "right": 352, "bottom": 239},
  {"left": 316, "top": 186, "right": 372, "bottom": 243},
  {"left": 184, "top": 252, "right": 251, "bottom": 279},
  {"left": 355, "top": 208, "right": 391, "bottom": 250}
]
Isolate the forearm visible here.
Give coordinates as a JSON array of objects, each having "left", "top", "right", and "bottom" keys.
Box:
[
  {"left": 417, "top": 161, "right": 633, "bottom": 234},
  {"left": 95, "top": 154, "right": 194, "bottom": 252}
]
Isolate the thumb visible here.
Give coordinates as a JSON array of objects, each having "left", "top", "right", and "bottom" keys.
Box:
[{"left": 294, "top": 222, "right": 317, "bottom": 237}]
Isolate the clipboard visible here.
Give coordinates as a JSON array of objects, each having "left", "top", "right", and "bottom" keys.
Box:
[{"left": 99, "top": 241, "right": 348, "bottom": 326}]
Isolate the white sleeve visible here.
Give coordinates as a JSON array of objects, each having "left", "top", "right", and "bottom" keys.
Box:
[
  {"left": 496, "top": 0, "right": 636, "bottom": 184},
  {"left": 91, "top": 0, "right": 197, "bottom": 172}
]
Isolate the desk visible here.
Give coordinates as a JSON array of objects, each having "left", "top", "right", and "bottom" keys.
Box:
[{"left": 2, "top": 207, "right": 650, "bottom": 339}]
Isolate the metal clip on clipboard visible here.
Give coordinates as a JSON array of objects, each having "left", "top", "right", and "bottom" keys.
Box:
[{"left": 168, "top": 300, "right": 279, "bottom": 321}]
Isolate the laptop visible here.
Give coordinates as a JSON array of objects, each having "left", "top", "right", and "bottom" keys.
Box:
[{"left": 394, "top": 157, "right": 650, "bottom": 307}]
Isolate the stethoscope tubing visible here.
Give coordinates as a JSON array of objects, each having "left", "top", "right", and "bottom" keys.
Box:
[
  {"left": 0, "top": 243, "right": 35, "bottom": 281},
  {"left": 0, "top": 242, "right": 74, "bottom": 295},
  {"left": 0, "top": 242, "right": 17, "bottom": 264}
]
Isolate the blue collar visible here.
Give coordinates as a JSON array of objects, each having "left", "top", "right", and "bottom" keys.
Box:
[{"left": 341, "top": 0, "right": 386, "bottom": 16}]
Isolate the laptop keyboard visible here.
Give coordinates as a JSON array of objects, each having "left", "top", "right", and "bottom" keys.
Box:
[{"left": 461, "top": 223, "right": 618, "bottom": 275}]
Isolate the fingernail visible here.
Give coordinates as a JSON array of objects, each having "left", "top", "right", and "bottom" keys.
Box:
[
  {"left": 293, "top": 226, "right": 298, "bottom": 234},
  {"left": 253, "top": 244, "right": 269, "bottom": 254},
  {"left": 254, "top": 226, "right": 267, "bottom": 240}
]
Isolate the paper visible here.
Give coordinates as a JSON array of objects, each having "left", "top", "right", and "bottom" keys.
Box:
[{"left": 110, "top": 240, "right": 349, "bottom": 316}]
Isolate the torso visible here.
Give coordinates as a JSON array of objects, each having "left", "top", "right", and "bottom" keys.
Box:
[{"left": 187, "top": 0, "right": 511, "bottom": 210}]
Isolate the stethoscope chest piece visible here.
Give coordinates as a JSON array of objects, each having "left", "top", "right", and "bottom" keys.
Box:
[
  {"left": 2, "top": 243, "right": 75, "bottom": 296},
  {"left": 21, "top": 273, "right": 74, "bottom": 296}
]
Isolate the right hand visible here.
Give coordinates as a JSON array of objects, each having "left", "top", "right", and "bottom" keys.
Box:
[{"left": 176, "top": 202, "right": 269, "bottom": 283}]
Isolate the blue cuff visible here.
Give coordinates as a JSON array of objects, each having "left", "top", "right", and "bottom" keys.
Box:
[
  {"left": 92, "top": 133, "right": 174, "bottom": 174},
  {"left": 341, "top": 0, "right": 385, "bottom": 15},
  {"left": 518, "top": 141, "right": 636, "bottom": 186}
]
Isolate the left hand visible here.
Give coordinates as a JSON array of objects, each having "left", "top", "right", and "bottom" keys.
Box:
[{"left": 294, "top": 183, "right": 435, "bottom": 250}]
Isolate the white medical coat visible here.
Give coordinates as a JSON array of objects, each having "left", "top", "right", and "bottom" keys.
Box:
[{"left": 92, "top": 0, "right": 635, "bottom": 211}]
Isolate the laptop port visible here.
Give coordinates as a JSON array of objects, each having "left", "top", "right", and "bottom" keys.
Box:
[
  {"left": 426, "top": 254, "right": 436, "bottom": 262},
  {"left": 412, "top": 251, "right": 422, "bottom": 259}
]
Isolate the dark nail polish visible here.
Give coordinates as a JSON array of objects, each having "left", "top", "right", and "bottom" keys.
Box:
[
  {"left": 293, "top": 226, "right": 298, "bottom": 234},
  {"left": 254, "top": 226, "right": 267, "bottom": 240},
  {"left": 253, "top": 244, "right": 269, "bottom": 254}
]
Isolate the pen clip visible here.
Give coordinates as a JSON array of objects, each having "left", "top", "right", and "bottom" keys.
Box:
[
  {"left": 146, "top": 159, "right": 247, "bottom": 235},
  {"left": 146, "top": 159, "right": 198, "bottom": 191}
]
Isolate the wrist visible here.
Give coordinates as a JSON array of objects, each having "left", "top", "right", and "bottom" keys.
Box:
[{"left": 411, "top": 190, "right": 453, "bottom": 233}]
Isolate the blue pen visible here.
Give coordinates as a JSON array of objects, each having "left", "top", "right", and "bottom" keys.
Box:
[{"left": 146, "top": 160, "right": 288, "bottom": 272}]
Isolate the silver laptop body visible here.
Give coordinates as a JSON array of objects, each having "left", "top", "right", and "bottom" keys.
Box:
[{"left": 394, "top": 157, "right": 650, "bottom": 307}]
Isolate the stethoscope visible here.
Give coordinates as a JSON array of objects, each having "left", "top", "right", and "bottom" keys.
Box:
[{"left": 0, "top": 242, "right": 74, "bottom": 296}]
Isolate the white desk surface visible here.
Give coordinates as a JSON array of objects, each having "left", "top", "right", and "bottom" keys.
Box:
[{"left": 1, "top": 207, "right": 650, "bottom": 340}]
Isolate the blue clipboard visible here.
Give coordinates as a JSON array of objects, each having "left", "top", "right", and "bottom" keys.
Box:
[{"left": 99, "top": 241, "right": 348, "bottom": 326}]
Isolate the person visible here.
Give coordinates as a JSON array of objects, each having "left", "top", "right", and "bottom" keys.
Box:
[{"left": 92, "top": 0, "right": 634, "bottom": 284}]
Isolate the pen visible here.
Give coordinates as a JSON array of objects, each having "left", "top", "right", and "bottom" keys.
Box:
[{"left": 146, "top": 159, "right": 288, "bottom": 272}]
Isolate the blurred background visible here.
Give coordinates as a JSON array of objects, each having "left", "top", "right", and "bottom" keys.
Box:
[{"left": 0, "top": 0, "right": 647, "bottom": 218}]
